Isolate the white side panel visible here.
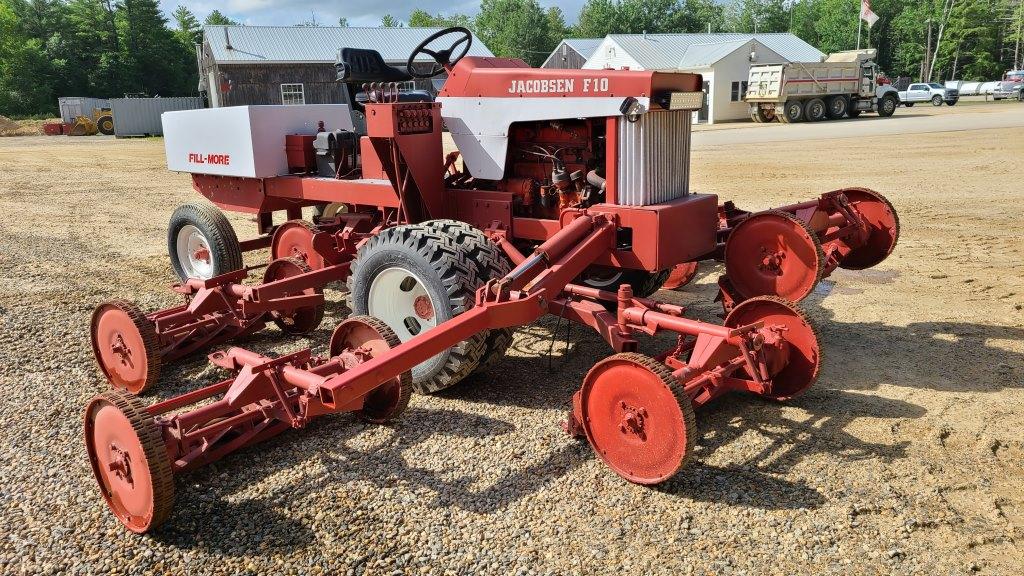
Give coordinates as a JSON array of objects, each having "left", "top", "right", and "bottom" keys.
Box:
[
  {"left": 163, "top": 104, "right": 354, "bottom": 178},
  {"left": 437, "top": 96, "right": 649, "bottom": 180}
]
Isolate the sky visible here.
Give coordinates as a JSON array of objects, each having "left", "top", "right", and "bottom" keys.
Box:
[{"left": 158, "top": 0, "right": 588, "bottom": 28}]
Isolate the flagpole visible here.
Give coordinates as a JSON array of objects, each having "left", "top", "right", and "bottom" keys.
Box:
[{"left": 856, "top": 4, "right": 863, "bottom": 50}]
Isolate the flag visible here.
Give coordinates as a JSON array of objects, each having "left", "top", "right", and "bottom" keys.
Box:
[{"left": 860, "top": 0, "right": 879, "bottom": 28}]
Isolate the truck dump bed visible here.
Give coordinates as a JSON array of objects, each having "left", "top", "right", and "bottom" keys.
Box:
[{"left": 746, "top": 61, "right": 863, "bottom": 103}]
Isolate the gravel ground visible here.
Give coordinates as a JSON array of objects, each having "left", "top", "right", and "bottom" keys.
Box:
[{"left": 0, "top": 103, "right": 1022, "bottom": 575}]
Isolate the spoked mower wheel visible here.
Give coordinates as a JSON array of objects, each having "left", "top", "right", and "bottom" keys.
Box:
[
  {"left": 168, "top": 202, "right": 243, "bottom": 281},
  {"left": 84, "top": 390, "right": 174, "bottom": 533},
  {"left": 329, "top": 315, "right": 412, "bottom": 423},
  {"left": 91, "top": 299, "right": 160, "bottom": 394},
  {"left": 578, "top": 353, "right": 696, "bottom": 485},
  {"left": 836, "top": 188, "right": 900, "bottom": 270},
  {"left": 262, "top": 257, "right": 325, "bottom": 334},
  {"left": 347, "top": 225, "right": 488, "bottom": 394},
  {"left": 724, "top": 210, "right": 825, "bottom": 302},
  {"left": 271, "top": 220, "right": 325, "bottom": 270},
  {"left": 661, "top": 261, "right": 700, "bottom": 291},
  {"left": 725, "top": 296, "right": 821, "bottom": 401}
]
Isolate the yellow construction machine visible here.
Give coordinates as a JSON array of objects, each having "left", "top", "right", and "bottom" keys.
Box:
[{"left": 66, "top": 107, "right": 114, "bottom": 136}]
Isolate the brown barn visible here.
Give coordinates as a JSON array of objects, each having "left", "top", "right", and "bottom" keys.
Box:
[{"left": 198, "top": 25, "right": 494, "bottom": 108}]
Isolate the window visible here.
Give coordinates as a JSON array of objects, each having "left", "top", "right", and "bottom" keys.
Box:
[
  {"left": 280, "top": 83, "right": 305, "bottom": 105},
  {"left": 731, "top": 81, "right": 749, "bottom": 102}
]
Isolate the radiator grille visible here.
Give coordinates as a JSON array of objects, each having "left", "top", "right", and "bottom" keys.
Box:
[{"left": 616, "top": 110, "right": 691, "bottom": 206}]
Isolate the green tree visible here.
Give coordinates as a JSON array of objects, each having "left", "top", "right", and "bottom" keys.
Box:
[
  {"left": 204, "top": 9, "right": 238, "bottom": 26},
  {"left": 726, "top": 0, "right": 790, "bottom": 33},
  {"left": 0, "top": 0, "right": 54, "bottom": 115},
  {"left": 381, "top": 14, "right": 402, "bottom": 27},
  {"left": 475, "top": 0, "right": 554, "bottom": 66},
  {"left": 172, "top": 5, "right": 201, "bottom": 44},
  {"left": 575, "top": 0, "right": 619, "bottom": 37},
  {"left": 671, "top": 0, "right": 727, "bottom": 32},
  {"left": 117, "top": 0, "right": 195, "bottom": 96},
  {"left": 408, "top": 9, "right": 472, "bottom": 28},
  {"left": 338, "top": 17, "right": 348, "bottom": 26}
]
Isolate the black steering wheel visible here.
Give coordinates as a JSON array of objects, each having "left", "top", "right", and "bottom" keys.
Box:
[{"left": 407, "top": 27, "right": 473, "bottom": 79}]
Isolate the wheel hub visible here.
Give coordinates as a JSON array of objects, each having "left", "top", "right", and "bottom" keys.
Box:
[
  {"left": 110, "top": 334, "right": 133, "bottom": 365},
  {"left": 107, "top": 444, "right": 135, "bottom": 487},
  {"left": 413, "top": 295, "right": 434, "bottom": 320},
  {"left": 176, "top": 224, "right": 215, "bottom": 279},
  {"left": 368, "top": 267, "right": 438, "bottom": 341},
  {"left": 618, "top": 401, "right": 648, "bottom": 439}
]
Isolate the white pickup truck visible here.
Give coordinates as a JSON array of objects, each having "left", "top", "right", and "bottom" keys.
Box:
[{"left": 897, "top": 82, "right": 959, "bottom": 107}]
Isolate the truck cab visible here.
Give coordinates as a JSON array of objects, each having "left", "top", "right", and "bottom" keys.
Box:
[{"left": 993, "top": 70, "right": 1024, "bottom": 100}]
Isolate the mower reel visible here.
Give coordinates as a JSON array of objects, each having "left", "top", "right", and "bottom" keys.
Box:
[
  {"left": 724, "top": 296, "right": 821, "bottom": 401},
  {"left": 84, "top": 391, "right": 174, "bottom": 533}
]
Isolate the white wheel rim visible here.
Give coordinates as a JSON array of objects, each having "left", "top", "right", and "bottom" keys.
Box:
[
  {"left": 368, "top": 267, "right": 437, "bottom": 342},
  {"left": 176, "top": 224, "right": 216, "bottom": 279},
  {"left": 584, "top": 269, "right": 624, "bottom": 289}
]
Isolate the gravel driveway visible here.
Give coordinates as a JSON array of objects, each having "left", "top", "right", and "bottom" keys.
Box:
[{"left": 1, "top": 106, "right": 1022, "bottom": 575}]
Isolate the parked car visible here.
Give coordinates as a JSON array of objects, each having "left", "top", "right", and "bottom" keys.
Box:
[
  {"left": 897, "top": 82, "right": 958, "bottom": 107},
  {"left": 992, "top": 70, "right": 1024, "bottom": 101}
]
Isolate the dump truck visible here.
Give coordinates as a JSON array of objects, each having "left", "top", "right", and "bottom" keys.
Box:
[{"left": 745, "top": 49, "right": 900, "bottom": 123}]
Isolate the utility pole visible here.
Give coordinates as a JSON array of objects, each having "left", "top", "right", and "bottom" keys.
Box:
[
  {"left": 923, "top": 18, "right": 932, "bottom": 82},
  {"left": 857, "top": 5, "right": 863, "bottom": 50}
]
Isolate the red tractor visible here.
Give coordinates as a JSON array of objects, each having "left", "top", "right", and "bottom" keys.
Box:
[{"left": 85, "top": 28, "right": 899, "bottom": 533}]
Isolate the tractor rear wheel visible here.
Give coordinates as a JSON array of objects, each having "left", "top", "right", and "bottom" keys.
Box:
[
  {"left": 347, "top": 225, "right": 488, "bottom": 394},
  {"left": 420, "top": 219, "right": 515, "bottom": 373},
  {"left": 168, "top": 202, "right": 243, "bottom": 281},
  {"left": 97, "top": 115, "right": 114, "bottom": 135},
  {"left": 580, "top": 268, "right": 670, "bottom": 298},
  {"left": 778, "top": 100, "right": 803, "bottom": 123},
  {"left": 825, "top": 95, "right": 848, "bottom": 119}
]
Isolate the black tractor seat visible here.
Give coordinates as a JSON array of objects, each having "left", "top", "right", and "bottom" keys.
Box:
[{"left": 336, "top": 48, "right": 413, "bottom": 84}]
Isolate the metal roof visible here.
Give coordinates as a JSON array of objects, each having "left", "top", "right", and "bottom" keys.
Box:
[
  {"left": 561, "top": 38, "right": 603, "bottom": 59},
  {"left": 677, "top": 40, "right": 750, "bottom": 68},
  {"left": 204, "top": 25, "right": 494, "bottom": 64},
  {"left": 605, "top": 33, "right": 823, "bottom": 69}
]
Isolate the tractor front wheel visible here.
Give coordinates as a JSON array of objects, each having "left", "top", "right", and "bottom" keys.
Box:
[{"left": 168, "top": 202, "right": 243, "bottom": 281}]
